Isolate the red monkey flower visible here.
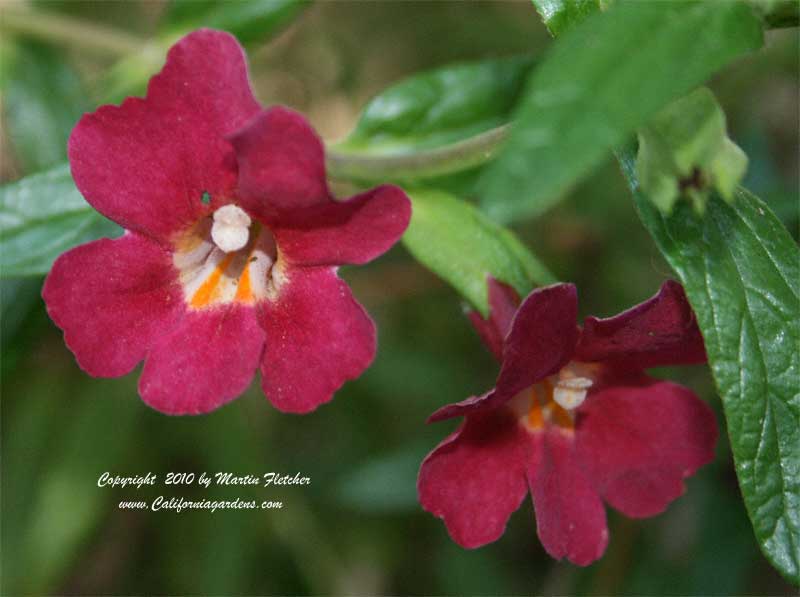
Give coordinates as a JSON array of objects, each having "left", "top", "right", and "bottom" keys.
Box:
[
  {"left": 418, "top": 279, "right": 717, "bottom": 565},
  {"left": 42, "top": 30, "right": 411, "bottom": 415}
]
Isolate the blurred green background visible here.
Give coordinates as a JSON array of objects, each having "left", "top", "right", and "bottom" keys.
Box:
[{"left": 1, "top": 1, "right": 797, "bottom": 594}]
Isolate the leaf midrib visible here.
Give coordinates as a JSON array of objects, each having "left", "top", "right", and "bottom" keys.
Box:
[{"left": 707, "top": 199, "right": 799, "bottom": 570}]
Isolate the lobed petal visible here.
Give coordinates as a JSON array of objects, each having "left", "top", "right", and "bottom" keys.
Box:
[
  {"left": 273, "top": 184, "right": 411, "bottom": 266},
  {"left": 430, "top": 284, "right": 578, "bottom": 422},
  {"left": 497, "top": 283, "right": 579, "bottom": 396},
  {"left": 68, "top": 29, "right": 260, "bottom": 242},
  {"left": 418, "top": 409, "right": 530, "bottom": 548},
  {"left": 257, "top": 267, "right": 375, "bottom": 413},
  {"left": 527, "top": 430, "right": 609, "bottom": 566},
  {"left": 42, "top": 233, "right": 183, "bottom": 377},
  {"left": 139, "top": 304, "right": 265, "bottom": 415},
  {"left": 229, "top": 107, "right": 329, "bottom": 217},
  {"left": 575, "top": 280, "right": 707, "bottom": 369},
  {"left": 576, "top": 381, "right": 718, "bottom": 518},
  {"left": 467, "top": 277, "right": 521, "bottom": 362}
]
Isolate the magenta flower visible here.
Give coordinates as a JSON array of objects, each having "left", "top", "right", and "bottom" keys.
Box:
[
  {"left": 42, "top": 30, "right": 410, "bottom": 415},
  {"left": 418, "top": 279, "right": 717, "bottom": 565}
]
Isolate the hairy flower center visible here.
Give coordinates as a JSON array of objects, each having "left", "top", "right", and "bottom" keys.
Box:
[
  {"left": 173, "top": 208, "right": 283, "bottom": 309},
  {"left": 510, "top": 363, "right": 597, "bottom": 432}
]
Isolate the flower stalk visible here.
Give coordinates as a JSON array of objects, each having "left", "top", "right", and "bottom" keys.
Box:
[{"left": 325, "top": 125, "right": 509, "bottom": 183}]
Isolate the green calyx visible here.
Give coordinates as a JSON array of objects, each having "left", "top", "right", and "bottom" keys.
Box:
[{"left": 636, "top": 87, "right": 748, "bottom": 216}]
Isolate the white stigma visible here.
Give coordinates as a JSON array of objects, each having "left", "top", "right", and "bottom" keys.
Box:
[
  {"left": 211, "top": 204, "right": 251, "bottom": 253},
  {"left": 552, "top": 376, "right": 593, "bottom": 411}
]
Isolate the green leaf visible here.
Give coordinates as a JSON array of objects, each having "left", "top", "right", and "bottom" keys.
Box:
[
  {"left": 621, "top": 150, "right": 800, "bottom": 584},
  {"left": 2, "top": 41, "right": 88, "bottom": 172},
  {"left": 0, "top": 164, "right": 121, "bottom": 277},
  {"left": 637, "top": 87, "right": 748, "bottom": 215},
  {"left": 402, "top": 189, "right": 556, "bottom": 317},
  {"left": 531, "top": 0, "right": 602, "bottom": 36},
  {"left": 164, "top": 0, "right": 309, "bottom": 46},
  {"left": 480, "top": 0, "right": 763, "bottom": 222},
  {"left": 336, "top": 55, "right": 536, "bottom": 156}
]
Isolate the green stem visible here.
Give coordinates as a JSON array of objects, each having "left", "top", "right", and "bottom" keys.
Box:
[
  {"left": 325, "top": 125, "right": 510, "bottom": 183},
  {"left": 0, "top": 7, "right": 145, "bottom": 57}
]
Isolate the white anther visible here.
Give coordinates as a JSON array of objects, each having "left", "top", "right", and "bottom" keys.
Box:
[
  {"left": 552, "top": 376, "right": 593, "bottom": 411},
  {"left": 211, "top": 205, "right": 251, "bottom": 253}
]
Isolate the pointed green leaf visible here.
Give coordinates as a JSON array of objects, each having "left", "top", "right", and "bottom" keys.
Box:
[
  {"left": 621, "top": 150, "right": 800, "bottom": 584},
  {"left": 336, "top": 55, "right": 535, "bottom": 156}
]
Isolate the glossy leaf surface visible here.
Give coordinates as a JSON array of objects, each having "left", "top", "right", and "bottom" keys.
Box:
[
  {"left": 622, "top": 151, "right": 800, "bottom": 584},
  {"left": 0, "top": 165, "right": 120, "bottom": 277},
  {"left": 336, "top": 55, "right": 535, "bottom": 156}
]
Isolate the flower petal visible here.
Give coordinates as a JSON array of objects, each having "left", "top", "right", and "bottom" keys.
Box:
[
  {"left": 576, "top": 381, "right": 718, "bottom": 518},
  {"left": 139, "top": 304, "right": 265, "bottom": 415},
  {"left": 257, "top": 267, "right": 375, "bottom": 413},
  {"left": 273, "top": 184, "right": 411, "bottom": 266},
  {"left": 229, "top": 107, "right": 329, "bottom": 216},
  {"left": 527, "top": 430, "right": 609, "bottom": 566},
  {"left": 418, "top": 410, "right": 530, "bottom": 548},
  {"left": 428, "top": 389, "right": 496, "bottom": 423},
  {"left": 467, "top": 277, "right": 521, "bottom": 362},
  {"left": 575, "top": 280, "right": 706, "bottom": 369},
  {"left": 42, "top": 233, "right": 183, "bottom": 377},
  {"left": 429, "top": 283, "right": 578, "bottom": 422},
  {"left": 68, "top": 29, "right": 260, "bottom": 241},
  {"left": 499, "top": 283, "right": 579, "bottom": 394}
]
